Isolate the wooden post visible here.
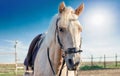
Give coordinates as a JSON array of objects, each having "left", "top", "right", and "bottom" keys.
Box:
[
  {"left": 14, "top": 41, "right": 18, "bottom": 75},
  {"left": 115, "top": 54, "right": 117, "bottom": 67},
  {"left": 91, "top": 55, "right": 93, "bottom": 66},
  {"left": 104, "top": 54, "right": 106, "bottom": 68}
]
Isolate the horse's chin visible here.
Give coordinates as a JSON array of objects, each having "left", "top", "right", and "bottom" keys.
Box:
[{"left": 67, "top": 66, "right": 79, "bottom": 71}]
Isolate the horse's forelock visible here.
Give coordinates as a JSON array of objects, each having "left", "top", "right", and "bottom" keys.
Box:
[{"left": 57, "top": 7, "right": 82, "bottom": 32}]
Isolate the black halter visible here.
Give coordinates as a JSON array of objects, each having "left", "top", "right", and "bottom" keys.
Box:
[
  {"left": 47, "top": 18, "right": 65, "bottom": 76},
  {"left": 56, "top": 18, "right": 82, "bottom": 53},
  {"left": 47, "top": 18, "right": 82, "bottom": 76},
  {"left": 56, "top": 18, "right": 63, "bottom": 49}
]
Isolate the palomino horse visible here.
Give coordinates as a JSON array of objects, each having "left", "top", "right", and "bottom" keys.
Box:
[{"left": 24, "top": 2, "right": 84, "bottom": 76}]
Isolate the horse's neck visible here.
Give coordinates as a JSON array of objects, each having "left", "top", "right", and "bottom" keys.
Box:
[
  {"left": 49, "top": 41, "right": 63, "bottom": 75},
  {"left": 54, "top": 49, "right": 63, "bottom": 74},
  {"left": 47, "top": 41, "right": 77, "bottom": 76}
]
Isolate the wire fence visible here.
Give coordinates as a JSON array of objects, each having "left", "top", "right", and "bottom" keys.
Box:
[
  {"left": 0, "top": 50, "right": 120, "bottom": 75},
  {"left": 82, "top": 54, "right": 120, "bottom": 68},
  {"left": 0, "top": 48, "right": 24, "bottom": 75}
]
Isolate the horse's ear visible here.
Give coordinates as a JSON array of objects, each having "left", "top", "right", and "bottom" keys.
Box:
[
  {"left": 75, "top": 3, "right": 84, "bottom": 16},
  {"left": 59, "top": 2, "right": 66, "bottom": 13}
]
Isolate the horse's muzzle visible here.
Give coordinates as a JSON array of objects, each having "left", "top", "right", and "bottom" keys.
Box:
[
  {"left": 65, "top": 48, "right": 81, "bottom": 71},
  {"left": 67, "top": 59, "right": 80, "bottom": 70}
]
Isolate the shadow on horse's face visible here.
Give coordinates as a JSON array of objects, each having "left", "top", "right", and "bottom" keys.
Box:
[{"left": 57, "top": 2, "right": 84, "bottom": 70}]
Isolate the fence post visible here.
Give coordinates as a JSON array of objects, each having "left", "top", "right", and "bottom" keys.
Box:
[
  {"left": 91, "top": 55, "right": 93, "bottom": 66},
  {"left": 14, "top": 41, "right": 18, "bottom": 75},
  {"left": 104, "top": 54, "right": 106, "bottom": 68},
  {"left": 115, "top": 54, "right": 117, "bottom": 67}
]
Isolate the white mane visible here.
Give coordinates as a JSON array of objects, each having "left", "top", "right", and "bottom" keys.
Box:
[{"left": 44, "top": 14, "right": 59, "bottom": 47}]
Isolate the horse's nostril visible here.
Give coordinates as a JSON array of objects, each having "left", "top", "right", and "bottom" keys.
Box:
[
  {"left": 68, "top": 59, "right": 73, "bottom": 65},
  {"left": 74, "top": 62, "right": 79, "bottom": 66}
]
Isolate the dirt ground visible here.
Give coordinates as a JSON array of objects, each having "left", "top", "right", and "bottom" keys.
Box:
[{"left": 78, "top": 69, "right": 120, "bottom": 76}]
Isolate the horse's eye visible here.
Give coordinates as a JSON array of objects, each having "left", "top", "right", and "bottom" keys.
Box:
[{"left": 59, "top": 28, "right": 64, "bottom": 32}]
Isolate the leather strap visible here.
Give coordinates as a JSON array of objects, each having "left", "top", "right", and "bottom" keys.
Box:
[
  {"left": 47, "top": 48, "right": 56, "bottom": 75},
  {"left": 56, "top": 18, "right": 63, "bottom": 49},
  {"left": 58, "top": 59, "right": 65, "bottom": 76},
  {"left": 47, "top": 48, "right": 66, "bottom": 76}
]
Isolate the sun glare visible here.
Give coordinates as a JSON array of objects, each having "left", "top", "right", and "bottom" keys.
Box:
[
  {"left": 90, "top": 12, "right": 106, "bottom": 27},
  {"left": 82, "top": 6, "right": 115, "bottom": 34}
]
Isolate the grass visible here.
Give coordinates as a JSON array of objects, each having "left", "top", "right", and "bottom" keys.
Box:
[
  {"left": 0, "top": 72, "right": 24, "bottom": 76},
  {"left": 80, "top": 62, "right": 120, "bottom": 70},
  {"left": 0, "top": 62, "right": 120, "bottom": 75},
  {"left": 0, "top": 70, "right": 24, "bottom": 76},
  {"left": 80, "top": 65, "right": 103, "bottom": 70},
  {"left": 0, "top": 63, "right": 24, "bottom": 76}
]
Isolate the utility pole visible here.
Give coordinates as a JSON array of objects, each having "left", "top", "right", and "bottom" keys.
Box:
[
  {"left": 115, "top": 54, "right": 117, "bottom": 67},
  {"left": 91, "top": 55, "right": 93, "bottom": 66},
  {"left": 14, "top": 40, "right": 18, "bottom": 75},
  {"left": 104, "top": 54, "right": 106, "bottom": 68}
]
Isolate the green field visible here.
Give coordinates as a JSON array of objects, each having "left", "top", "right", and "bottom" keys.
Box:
[
  {"left": 80, "top": 61, "right": 120, "bottom": 70},
  {"left": 0, "top": 62, "right": 120, "bottom": 76},
  {"left": 0, "top": 72, "right": 23, "bottom": 76},
  {"left": 0, "top": 64, "right": 24, "bottom": 76}
]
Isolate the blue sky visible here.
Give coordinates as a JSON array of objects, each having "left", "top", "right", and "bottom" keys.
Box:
[{"left": 0, "top": 0, "right": 120, "bottom": 63}]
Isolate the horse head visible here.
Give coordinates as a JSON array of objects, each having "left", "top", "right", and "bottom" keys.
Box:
[{"left": 56, "top": 2, "right": 84, "bottom": 71}]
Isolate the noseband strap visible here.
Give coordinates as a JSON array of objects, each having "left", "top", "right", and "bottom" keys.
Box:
[{"left": 65, "top": 50, "right": 83, "bottom": 54}]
